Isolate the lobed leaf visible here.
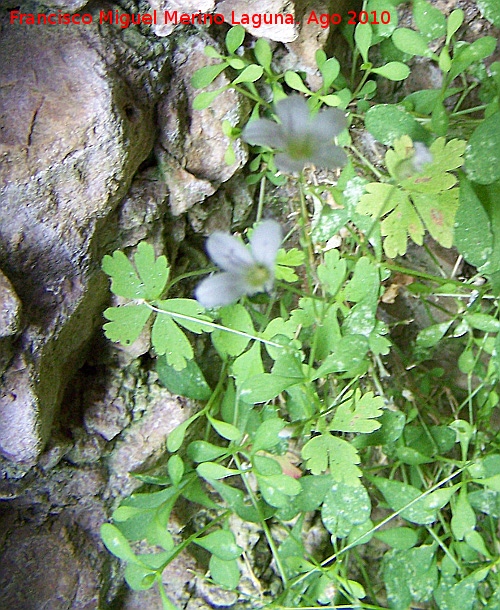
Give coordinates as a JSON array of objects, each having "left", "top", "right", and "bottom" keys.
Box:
[
  {"left": 103, "top": 305, "right": 151, "bottom": 346},
  {"left": 330, "top": 390, "right": 384, "bottom": 433}
]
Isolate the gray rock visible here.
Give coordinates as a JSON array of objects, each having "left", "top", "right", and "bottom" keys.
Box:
[
  {"left": 0, "top": 269, "right": 22, "bottom": 376},
  {"left": 217, "top": 0, "right": 298, "bottom": 42},
  {"left": 149, "top": 0, "right": 216, "bottom": 37},
  {"left": 107, "top": 374, "right": 196, "bottom": 497},
  {"left": 0, "top": 518, "right": 101, "bottom": 610},
  {"left": 0, "top": 16, "right": 156, "bottom": 463},
  {"left": 38, "top": 0, "right": 90, "bottom": 10},
  {"left": 0, "top": 270, "right": 21, "bottom": 338}
]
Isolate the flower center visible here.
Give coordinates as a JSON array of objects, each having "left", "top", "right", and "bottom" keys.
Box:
[
  {"left": 286, "top": 136, "right": 314, "bottom": 160},
  {"left": 245, "top": 263, "right": 271, "bottom": 289}
]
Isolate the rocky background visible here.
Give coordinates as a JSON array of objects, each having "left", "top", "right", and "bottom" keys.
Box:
[{"left": 0, "top": 0, "right": 495, "bottom": 608}]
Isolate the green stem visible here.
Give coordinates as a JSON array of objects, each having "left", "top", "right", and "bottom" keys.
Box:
[{"left": 146, "top": 302, "right": 287, "bottom": 351}]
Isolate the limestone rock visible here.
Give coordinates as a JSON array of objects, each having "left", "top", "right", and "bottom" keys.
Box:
[
  {"left": 217, "top": 0, "right": 298, "bottom": 42},
  {"left": 0, "top": 17, "right": 156, "bottom": 463},
  {"left": 38, "top": 0, "right": 90, "bottom": 10},
  {"left": 0, "top": 519, "right": 101, "bottom": 610},
  {"left": 0, "top": 270, "right": 22, "bottom": 377},
  {"left": 149, "top": 0, "right": 216, "bottom": 36},
  {"left": 0, "top": 270, "right": 21, "bottom": 339}
]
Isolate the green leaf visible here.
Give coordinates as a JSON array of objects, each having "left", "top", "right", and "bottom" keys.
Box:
[
  {"left": 355, "top": 22, "right": 373, "bottom": 63},
  {"left": 167, "top": 413, "right": 199, "bottom": 453},
  {"left": 466, "top": 313, "right": 500, "bottom": 333},
  {"left": 464, "top": 112, "right": 500, "bottom": 185},
  {"left": 449, "top": 37, "right": 497, "bottom": 82},
  {"left": 359, "top": 136, "right": 464, "bottom": 256},
  {"left": 416, "top": 321, "right": 452, "bottom": 348},
  {"left": 413, "top": 0, "right": 446, "bottom": 40},
  {"left": 313, "top": 335, "right": 370, "bottom": 378},
  {"left": 403, "top": 88, "right": 459, "bottom": 115},
  {"left": 103, "top": 305, "right": 151, "bottom": 346},
  {"left": 354, "top": 409, "right": 406, "bottom": 448},
  {"left": 197, "top": 462, "right": 241, "bottom": 480},
  {"left": 254, "top": 38, "right": 272, "bottom": 70},
  {"left": 212, "top": 304, "right": 254, "bottom": 357},
  {"left": 365, "top": 104, "right": 430, "bottom": 145},
  {"left": 320, "top": 57, "right": 340, "bottom": 89},
  {"left": 193, "top": 89, "right": 224, "bottom": 111},
  {"left": 344, "top": 256, "right": 380, "bottom": 302},
  {"left": 275, "top": 248, "right": 305, "bottom": 281},
  {"left": 368, "top": 0, "right": 398, "bottom": 39},
  {"left": 253, "top": 455, "right": 282, "bottom": 476},
  {"left": 284, "top": 70, "right": 310, "bottom": 94},
  {"left": 102, "top": 242, "right": 170, "bottom": 301},
  {"left": 383, "top": 546, "right": 438, "bottom": 608},
  {"left": 294, "top": 475, "right": 333, "bottom": 512},
  {"left": 225, "top": 25, "right": 245, "bottom": 54},
  {"left": 101, "top": 523, "right": 141, "bottom": 564},
  {"left": 451, "top": 488, "right": 476, "bottom": 541},
  {"left": 431, "top": 101, "right": 449, "bottom": 136},
  {"left": 252, "top": 418, "right": 286, "bottom": 452},
  {"left": 257, "top": 473, "right": 302, "bottom": 508},
  {"left": 446, "top": 10, "right": 464, "bottom": 44},
  {"left": 240, "top": 373, "right": 302, "bottom": 404},
  {"left": 151, "top": 314, "right": 193, "bottom": 370},
  {"left": 232, "top": 341, "right": 264, "bottom": 386},
  {"left": 330, "top": 390, "right": 384, "bottom": 433},
  {"left": 232, "top": 64, "right": 263, "bottom": 85},
  {"left": 302, "top": 434, "right": 362, "bottom": 485},
  {"left": 434, "top": 574, "right": 481, "bottom": 610},
  {"left": 374, "top": 478, "right": 458, "bottom": 525},
  {"left": 208, "top": 415, "right": 242, "bottom": 441},
  {"left": 209, "top": 555, "right": 240, "bottom": 590},
  {"left": 156, "top": 356, "right": 211, "bottom": 400},
  {"left": 317, "top": 249, "right": 347, "bottom": 296},
  {"left": 375, "top": 527, "right": 419, "bottom": 550},
  {"left": 124, "top": 563, "right": 157, "bottom": 591},
  {"left": 187, "top": 441, "right": 228, "bottom": 463},
  {"left": 477, "top": 0, "right": 500, "bottom": 27},
  {"left": 209, "top": 479, "right": 275, "bottom": 523},
  {"left": 321, "top": 482, "right": 371, "bottom": 538},
  {"left": 392, "top": 28, "right": 434, "bottom": 58},
  {"left": 157, "top": 299, "right": 212, "bottom": 334},
  {"left": 455, "top": 176, "right": 493, "bottom": 268},
  {"left": 191, "top": 64, "right": 226, "bottom": 89},
  {"left": 194, "top": 530, "right": 243, "bottom": 560},
  {"left": 358, "top": 184, "right": 422, "bottom": 257},
  {"left": 167, "top": 454, "right": 184, "bottom": 487},
  {"left": 371, "top": 61, "right": 410, "bottom": 81}
]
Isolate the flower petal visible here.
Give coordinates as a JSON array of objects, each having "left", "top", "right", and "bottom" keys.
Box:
[
  {"left": 250, "top": 219, "right": 282, "bottom": 268},
  {"left": 274, "top": 152, "right": 307, "bottom": 174},
  {"left": 309, "top": 144, "right": 348, "bottom": 170},
  {"left": 275, "top": 95, "right": 311, "bottom": 140},
  {"left": 206, "top": 232, "right": 254, "bottom": 272},
  {"left": 195, "top": 272, "right": 248, "bottom": 308},
  {"left": 412, "top": 142, "right": 433, "bottom": 172},
  {"left": 309, "top": 107, "right": 347, "bottom": 142},
  {"left": 242, "top": 119, "right": 286, "bottom": 149}
]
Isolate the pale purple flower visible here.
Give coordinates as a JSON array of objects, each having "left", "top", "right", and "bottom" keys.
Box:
[
  {"left": 412, "top": 142, "right": 433, "bottom": 172},
  {"left": 242, "top": 95, "right": 348, "bottom": 174},
  {"left": 195, "top": 220, "right": 283, "bottom": 308}
]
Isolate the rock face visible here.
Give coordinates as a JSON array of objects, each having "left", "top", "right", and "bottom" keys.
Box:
[{"left": 0, "top": 17, "right": 156, "bottom": 463}]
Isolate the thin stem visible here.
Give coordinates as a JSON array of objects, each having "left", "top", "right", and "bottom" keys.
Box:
[{"left": 145, "top": 302, "right": 287, "bottom": 350}]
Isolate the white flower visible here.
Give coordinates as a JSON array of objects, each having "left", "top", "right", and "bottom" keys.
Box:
[
  {"left": 195, "top": 219, "right": 283, "bottom": 308},
  {"left": 242, "top": 95, "right": 348, "bottom": 174},
  {"left": 412, "top": 142, "right": 433, "bottom": 172}
]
